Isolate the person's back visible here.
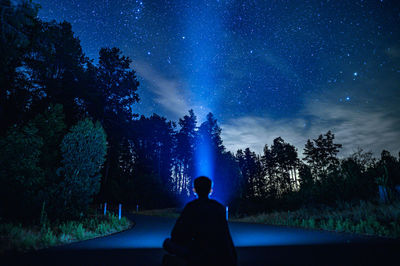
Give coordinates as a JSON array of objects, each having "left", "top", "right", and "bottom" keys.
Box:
[{"left": 163, "top": 176, "right": 237, "bottom": 266}]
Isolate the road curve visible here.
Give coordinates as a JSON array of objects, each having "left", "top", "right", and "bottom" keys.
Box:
[{"left": 3, "top": 214, "right": 399, "bottom": 265}]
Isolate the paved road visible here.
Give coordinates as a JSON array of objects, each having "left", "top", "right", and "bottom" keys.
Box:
[{"left": 3, "top": 214, "right": 399, "bottom": 265}]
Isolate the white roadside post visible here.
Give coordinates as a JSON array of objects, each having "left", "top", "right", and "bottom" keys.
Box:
[
  {"left": 119, "top": 203, "right": 122, "bottom": 220},
  {"left": 104, "top": 202, "right": 107, "bottom": 216},
  {"left": 226, "top": 206, "right": 229, "bottom": 221}
]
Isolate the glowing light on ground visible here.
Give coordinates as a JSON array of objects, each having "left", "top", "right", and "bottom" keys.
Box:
[{"left": 60, "top": 215, "right": 377, "bottom": 250}]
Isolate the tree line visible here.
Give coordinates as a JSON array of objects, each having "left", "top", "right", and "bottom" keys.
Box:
[
  {"left": 235, "top": 132, "right": 400, "bottom": 214},
  {"left": 1, "top": 1, "right": 399, "bottom": 222}
]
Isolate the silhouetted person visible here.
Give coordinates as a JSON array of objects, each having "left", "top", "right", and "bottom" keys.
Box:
[{"left": 163, "top": 176, "right": 237, "bottom": 266}]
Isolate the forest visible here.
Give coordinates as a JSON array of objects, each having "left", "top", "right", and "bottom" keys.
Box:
[{"left": 1, "top": 0, "right": 400, "bottom": 227}]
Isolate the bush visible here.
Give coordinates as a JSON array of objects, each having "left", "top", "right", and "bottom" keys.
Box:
[
  {"left": 0, "top": 212, "right": 131, "bottom": 252},
  {"left": 57, "top": 119, "right": 107, "bottom": 219},
  {"left": 0, "top": 122, "right": 44, "bottom": 220}
]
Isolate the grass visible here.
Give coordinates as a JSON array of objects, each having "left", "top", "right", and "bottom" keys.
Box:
[
  {"left": 135, "top": 208, "right": 180, "bottom": 218},
  {"left": 233, "top": 200, "right": 400, "bottom": 238},
  {"left": 0, "top": 213, "right": 132, "bottom": 253}
]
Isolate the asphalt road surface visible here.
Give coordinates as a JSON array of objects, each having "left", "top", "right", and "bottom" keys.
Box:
[{"left": 3, "top": 214, "right": 399, "bottom": 265}]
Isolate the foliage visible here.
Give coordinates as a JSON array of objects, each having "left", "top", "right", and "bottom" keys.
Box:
[
  {"left": 57, "top": 119, "right": 107, "bottom": 218},
  {"left": 303, "top": 131, "right": 342, "bottom": 181},
  {"left": 93, "top": 47, "right": 140, "bottom": 202},
  {"left": 0, "top": 213, "right": 131, "bottom": 253},
  {"left": 32, "top": 104, "right": 67, "bottom": 218},
  {"left": 0, "top": 122, "right": 44, "bottom": 220},
  {"left": 0, "top": 103, "right": 109, "bottom": 221},
  {"left": 0, "top": 0, "right": 40, "bottom": 132},
  {"left": 125, "top": 114, "right": 176, "bottom": 208},
  {"left": 33, "top": 104, "right": 66, "bottom": 173}
]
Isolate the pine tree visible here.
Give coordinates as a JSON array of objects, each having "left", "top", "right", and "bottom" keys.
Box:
[
  {"left": 303, "top": 131, "right": 342, "bottom": 181},
  {"left": 174, "top": 110, "right": 197, "bottom": 196}
]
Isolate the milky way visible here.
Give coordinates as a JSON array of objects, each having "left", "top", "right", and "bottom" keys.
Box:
[{"left": 36, "top": 0, "right": 400, "bottom": 156}]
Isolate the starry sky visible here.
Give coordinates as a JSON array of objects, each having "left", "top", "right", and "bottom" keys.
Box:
[{"left": 36, "top": 0, "right": 400, "bottom": 157}]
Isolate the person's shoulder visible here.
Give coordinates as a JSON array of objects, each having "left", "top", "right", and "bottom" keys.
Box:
[
  {"left": 208, "top": 198, "right": 223, "bottom": 206},
  {"left": 207, "top": 199, "right": 225, "bottom": 210},
  {"left": 180, "top": 200, "right": 198, "bottom": 215},
  {"left": 183, "top": 199, "right": 197, "bottom": 208},
  {"left": 184, "top": 198, "right": 204, "bottom": 209}
]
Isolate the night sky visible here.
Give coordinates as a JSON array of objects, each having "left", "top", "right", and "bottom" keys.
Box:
[{"left": 36, "top": 0, "right": 400, "bottom": 156}]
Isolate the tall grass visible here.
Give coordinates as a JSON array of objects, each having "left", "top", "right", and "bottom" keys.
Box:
[
  {"left": 234, "top": 201, "right": 400, "bottom": 238},
  {"left": 0, "top": 213, "right": 131, "bottom": 253},
  {"left": 136, "top": 208, "right": 180, "bottom": 218}
]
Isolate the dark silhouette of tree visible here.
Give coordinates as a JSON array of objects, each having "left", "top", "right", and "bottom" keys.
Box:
[
  {"left": 341, "top": 158, "right": 367, "bottom": 200},
  {"left": 93, "top": 47, "right": 140, "bottom": 201},
  {"left": 173, "top": 110, "right": 197, "bottom": 196},
  {"left": 194, "top": 112, "right": 240, "bottom": 203},
  {"left": 127, "top": 114, "right": 176, "bottom": 208},
  {"left": 96, "top": 47, "right": 139, "bottom": 122},
  {"left": 0, "top": 0, "right": 40, "bottom": 133},
  {"left": 195, "top": 113, "right": 219, "bottom": 185},
  {"left": 270, "top": 137, "right": 299, "bottom": 194},
  {"left": 236, "top": 149, "right": 246, "bottom": 198},
  {"left": 298, "top": 162, "right": 314, "bottom": 201},
  {"left": 378, "top": 150, "right": 400, "bottom": 191},
  {"left": 24, "top": 21, "right": 89, "bottom": 125},
  {"left": 197, "top": 112, "right": 224, "bottom": 154},
  {"left": 215, "top": 150, "right": 242, "bottom": 206},
  {"left": 303, "top": 130, "right": 342, "bottom": 181},
  {"left": 260, "top": 144, "right": 278, "bottom": 199},
  {"left": 302, "top": 131, "right": 342, "bottom": 203},
  {"left": 237, "top": 148, "right": 263, "bottom": 200}
]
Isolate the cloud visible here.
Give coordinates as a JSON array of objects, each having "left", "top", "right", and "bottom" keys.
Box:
[
  {"left": 133, "top": 61, "right": 190, "bottom": 118},
  {"left": 222, "top": 61, "right": 400, "bottom": 158},
  {"left": 222, "top": 116, "right": 308, "bottom": 155},
  {"left": 222, "top": 101, "right": 400, "bottom": 158},
  {"left": 304, "top": 102, "right": 400, "bottom": 156}
]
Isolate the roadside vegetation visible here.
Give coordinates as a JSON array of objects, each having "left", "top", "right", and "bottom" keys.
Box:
[
  {"left": 136, "top": 208, "right": 180, "bottom": 219},
  {"left": 233, "top": 200, "right": 400, "bottom": 238},
  {"left": 0, "top": 212, "right": 131, "bottom": 253}
]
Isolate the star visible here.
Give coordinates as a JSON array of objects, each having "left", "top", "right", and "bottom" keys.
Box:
[{"left": 36, "top": 0, "right": 400, "bottom": 155}]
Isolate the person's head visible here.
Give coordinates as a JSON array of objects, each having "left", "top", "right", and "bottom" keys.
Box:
[{"left": 193, "top": 176, "right": 212, "bottom": 198}]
